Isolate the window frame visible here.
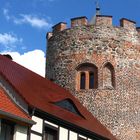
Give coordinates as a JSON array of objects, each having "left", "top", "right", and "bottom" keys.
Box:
[
  {"left": 0, "top": 119, "right": 15, "bottom": 140},
  {"left": 44, "top": 123, "right": 59, "bottom": 140},
  {"left": 78, "top": 135, "right": 88, "bottom": 140}
]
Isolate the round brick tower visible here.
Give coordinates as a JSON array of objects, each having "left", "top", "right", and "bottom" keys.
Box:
[{"left": 46, "top": 15, "right": 140, "bottom": 140}]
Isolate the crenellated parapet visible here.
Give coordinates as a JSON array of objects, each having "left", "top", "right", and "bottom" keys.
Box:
[{"left": 47, "top": 15, "right": 139, "bottom": 40}]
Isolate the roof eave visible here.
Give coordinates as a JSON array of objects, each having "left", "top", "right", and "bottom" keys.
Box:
[{"left": 0, "top": 109, "right": 35, "bottom": 126}]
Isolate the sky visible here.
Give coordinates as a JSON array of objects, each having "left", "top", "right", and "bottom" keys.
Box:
[{"left": 0, "top": 0, "right": 140, "bottom": 77}]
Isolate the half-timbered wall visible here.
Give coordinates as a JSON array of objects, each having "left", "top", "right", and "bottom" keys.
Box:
[{"left": 31, "top": 115, "right": 93, "bottom": 140}]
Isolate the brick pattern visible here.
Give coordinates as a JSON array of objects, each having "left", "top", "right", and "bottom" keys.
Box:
[{"left": 46, "top": 18, "right": 140, "bottom": 140}]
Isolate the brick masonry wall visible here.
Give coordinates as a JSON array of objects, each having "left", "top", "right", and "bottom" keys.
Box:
[{"left": 46, "top": 22, "right": 140, "bottom": 140}]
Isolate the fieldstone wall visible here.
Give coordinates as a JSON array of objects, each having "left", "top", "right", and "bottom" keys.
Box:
[{"left": 46, "top": 17, "right": 140, "bottom": 140}]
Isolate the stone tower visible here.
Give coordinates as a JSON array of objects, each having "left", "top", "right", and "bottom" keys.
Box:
[{"left": 45, "top": 15, "right": 140, "bottom": 140}]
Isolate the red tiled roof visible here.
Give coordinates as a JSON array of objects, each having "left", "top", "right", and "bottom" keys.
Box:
[
  {"left": 0, "top": 55, "right": 117, "bottom": 140},
  {"left": 0, "top": 87, "right": 32, "bottom": 123}
]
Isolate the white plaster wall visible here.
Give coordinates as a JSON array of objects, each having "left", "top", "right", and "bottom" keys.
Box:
[
  {"left": 69, "top": 131, "right": 77, "bottom": 140},
  {"left": 59, "top": 127, "right": 68, "bottom": 140},
  {"left": 14, "top": 125, "right": 28, "bottom": 140},
  {"left": 31, "top": 116, "right": 43, "bottom": 133},
  {"left": 30, "top": 133, "right": 42, "bottom": 140}
]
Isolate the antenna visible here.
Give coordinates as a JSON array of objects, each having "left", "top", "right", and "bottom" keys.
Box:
[
  {"left": 89, "top": 0, "right": 101, "bottom": 24},
  {"left": 95, "top": 0, "right": 100, "bottom": 15}
]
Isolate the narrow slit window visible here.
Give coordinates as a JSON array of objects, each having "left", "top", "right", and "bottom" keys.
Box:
[
  {"left": 80, "top": 72, "right": 86, "bottom": 89},
  {"left": 89, "top": 72, "right": 94, "bottom": 89}
]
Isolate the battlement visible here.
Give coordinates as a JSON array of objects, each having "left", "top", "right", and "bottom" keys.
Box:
[
  {"left": 71, "top": 16, "right": 88, "bottom": 27},
  {"left": 52, "top": 22, "right": 67, "bottom": 33},
  {"left": 48, "top": 15, "right": 138, "bottom": 40},
  {"left": 120, "top": 18, "right": 136, "bottom": 30},
  {"left": 96, "top": 15, "right": 112, "bottom": 26}
]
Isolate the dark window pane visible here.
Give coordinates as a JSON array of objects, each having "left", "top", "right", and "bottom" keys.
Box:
[
  {"left": 89, "top": 72, "right": 94, "bottom": 89},
  {"left": 46, "top": 133, "right": 55, "bottom": 140},
  {"left": 0, "top": 121, "right": 14, "bottom": 140},
  {"left": 80, "top": 73, "right": 85, "bottom": 89},
  {"left": 55, "top": 99, "right": 82, "bottom": 116},
  {"left": 45, "top": 127, "right": 57, "bottom": 140}
]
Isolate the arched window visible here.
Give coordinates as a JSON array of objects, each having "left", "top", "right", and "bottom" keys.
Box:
[
  {"left": 76, "top": 63, "right": 98, "bottom": 90},
  {"left": 80, "top": 72, "right": 86, "bottom": 89},
  {"left": 103, "top": 62, "right": 115, "bottom": 89}
]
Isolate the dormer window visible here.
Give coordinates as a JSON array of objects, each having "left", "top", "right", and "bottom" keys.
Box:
[
  {"left": 54, "top": 99, "right": 84, "bottom": 118},
  {"left": 76, "top": 63, "right": 98, "bottom": 90}
]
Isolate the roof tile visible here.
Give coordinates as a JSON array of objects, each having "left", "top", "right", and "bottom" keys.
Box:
[
  {"left": 0, "top": 87, "right": 31, "bottom": 121},
  {"left": 0, "top": 55, "right": 117, "bottom": 140}
]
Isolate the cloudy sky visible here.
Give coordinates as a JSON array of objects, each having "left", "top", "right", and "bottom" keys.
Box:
[{"left": 0, "top": 0, "right": 140, "bottom": 77}]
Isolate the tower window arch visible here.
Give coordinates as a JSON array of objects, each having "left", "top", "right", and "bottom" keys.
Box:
[
  {"left": 103, "top": 62, "right": 115, "bottom": 89},
  {"left": 76, "top": 63, "right": 98, "bottom": 90}
]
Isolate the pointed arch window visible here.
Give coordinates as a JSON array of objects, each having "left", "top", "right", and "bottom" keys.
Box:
[{"left": 103, "top": 62, "right": 115, "bottom": 89}]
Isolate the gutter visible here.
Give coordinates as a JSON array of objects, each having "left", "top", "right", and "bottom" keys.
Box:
[{"left": 0, "top": 109, "right": 35, "bottom": 126}]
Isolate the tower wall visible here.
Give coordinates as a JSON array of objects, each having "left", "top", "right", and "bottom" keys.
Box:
[{"left": 46, "top": 16, "right": 140, "bottom": 140}]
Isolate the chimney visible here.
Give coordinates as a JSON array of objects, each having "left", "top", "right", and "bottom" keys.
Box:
[{"left": 3, "top": 54, "right": 13, "bottom": 60}]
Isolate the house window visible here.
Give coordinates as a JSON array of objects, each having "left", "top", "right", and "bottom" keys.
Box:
[
  {"left": 45, "top": 126, "right": 58, "bottom": 140},
  {"left": 0, "top": 120, "right": 14, "bottom": 140},
  {"left": 76, "top": 63, "right": 98, "bottom": 90},
  {"left": 80, "top": 72, "right": 86, "bottom": 89}
]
